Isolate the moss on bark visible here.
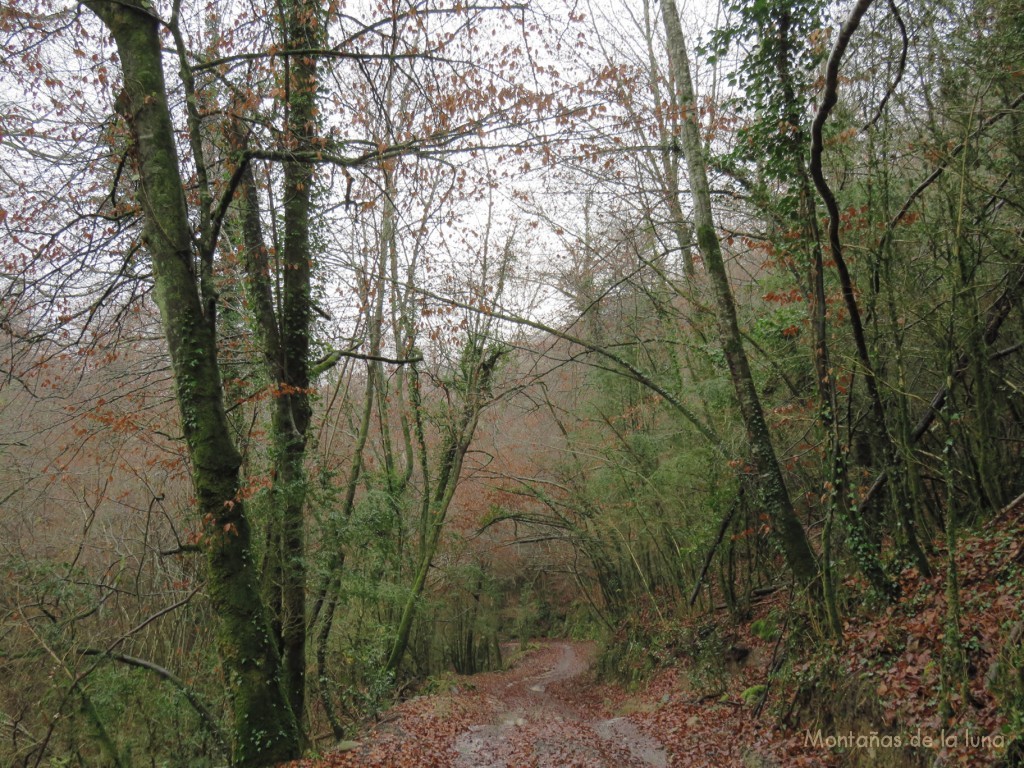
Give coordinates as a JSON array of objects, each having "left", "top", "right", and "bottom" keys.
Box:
[{"left": 82, "top": 2, "right": 301, "bottom": 764}]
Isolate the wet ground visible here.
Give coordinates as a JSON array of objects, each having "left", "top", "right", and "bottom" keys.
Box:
[
  {"left": 305, "top": 640, "right": 671, "bottom": 767},
  {"left": 451, "top": 642, "right": 668, "bottom": 768}
]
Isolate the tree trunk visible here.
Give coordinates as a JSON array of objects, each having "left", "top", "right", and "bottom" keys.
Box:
[
  {"left": 642, "top": 0, "right": 695, "bottom": 278},
  {"left": 275, "top": 0, "right": 320, "bottom": 727},
  {"left": 83, "top": 3, "right": 299, "bottom": 764},
  {"left": 384, "top": 342, "right": 505, "bottom": 674},
  {"left": 233, "top": 0, "right": 320, "bottom": 728},
  {"left": 657, "top": 0, "right": 819, "bottom": 587}
]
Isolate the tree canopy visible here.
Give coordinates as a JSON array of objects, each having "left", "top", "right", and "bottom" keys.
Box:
[{"left": 1, "top": 0, "right": 1022, "bottom": 764}]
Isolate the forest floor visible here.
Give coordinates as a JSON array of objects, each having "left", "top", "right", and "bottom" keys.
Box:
[
  {"left": 287, "top": 505, "right": 1024, "bottom": 768},
  {"left": 289, "top": 641, "right": 671, "bottom": 767},
  {"left": 286, "top": 638, "right": 826, "bottom": 767}
]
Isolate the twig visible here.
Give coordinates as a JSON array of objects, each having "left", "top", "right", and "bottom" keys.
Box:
[
  {"left": 877, "top": 91, "right": 1024, "bottom": 257},
  {"left": 689, "top": 491, "right": 743, "bottom": 606},
  {"left": 854, "top": 264, "right": 1024, "bottom": 516},
  {"left": 80, "top": 649, "right": 231, "bottom": 761},
  {"left": 860, "top": 0, "right": 907, "bottom": 132},
  {"left": 753, "top": 589, "right": 795, "bottom": 718}
]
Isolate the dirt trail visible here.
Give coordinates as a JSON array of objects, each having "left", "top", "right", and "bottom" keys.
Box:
[
  {"left": 305, "top": 640, "right": 670, "bottom": 768},
  {"left": 452, "top": 641, "right": 668, "bottom": 768}
]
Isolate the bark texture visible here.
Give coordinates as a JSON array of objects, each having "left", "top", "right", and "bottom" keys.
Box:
[
  {"left": 274, "top": 0, "right": 320, "bottom": 726},
  {"left": 657, "top": 0, "right": 819, "bottom": 587},
  {"left": 83, "top": 2, "right": 300, "bottom": 764}
]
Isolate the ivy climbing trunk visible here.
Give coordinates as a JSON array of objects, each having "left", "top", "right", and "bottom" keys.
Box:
[
  {"left": 234, "top": 109, "right": 313, "bottom": 732},
  {"left": 83, "top": 1, "right": 300, "bottom": 765},
  {"left": 271, "top": 0, "right": 321, "bottom": 728},
  {"left": 657, "top": 0, "right": 819, "bottom": 588},
  {"left": 771, "top": 5, "right": 898, "bottom": 604}
]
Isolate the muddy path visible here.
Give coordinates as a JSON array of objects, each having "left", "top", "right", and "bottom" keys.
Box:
[
  {"left": 311, "top": 640, "right": 670, "bottom": 768},
  {"left": 452, "top": 642, "right": 668, "bottom": 767}
]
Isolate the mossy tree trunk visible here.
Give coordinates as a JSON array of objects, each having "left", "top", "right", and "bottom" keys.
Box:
[
  {"left": 272, "top": 0, "right": 321, "bottom": 728},
  {"left": 233, "top": 116, "right": 314, "bottom": 732},
  {"left": 83, "top": 2, "right": 300, "bottom": 764},
  {"left": 228, "top": 0, "right": 320, "bottom": 730},
  {"left": 641, "top": 0, "right": 695, "bottom": 278},
  {"left": 657, "top": 0, "right": 819, "bottom": 588}
]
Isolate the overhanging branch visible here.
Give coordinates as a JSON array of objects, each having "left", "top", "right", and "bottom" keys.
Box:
[{"left": 79, "top": 649, "right": 231, "bottom": 761}]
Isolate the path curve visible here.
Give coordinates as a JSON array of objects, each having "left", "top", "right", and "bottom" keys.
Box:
[{"left": 452, "top": 641, "right": 668, "bottom": 768}]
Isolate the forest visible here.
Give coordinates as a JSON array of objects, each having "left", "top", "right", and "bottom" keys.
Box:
[{"left": 0, "top": 0, "right": 1022, "bottom": 764}]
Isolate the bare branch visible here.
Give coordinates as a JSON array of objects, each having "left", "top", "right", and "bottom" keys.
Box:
[
  {"left": 79, "top": 650, "right": 231, "bottom": 761},
  {"left": 860, "top": 0, "right": 907, "bottom": 133}
]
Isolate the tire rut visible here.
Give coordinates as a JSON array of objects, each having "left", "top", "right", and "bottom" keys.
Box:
[{"left": 453, "top": 642, "right": 668, "bottom": 768}]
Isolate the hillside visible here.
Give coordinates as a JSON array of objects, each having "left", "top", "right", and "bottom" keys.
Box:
[{"left": 286, "top": 497, "right": 1024, "bottom": 767}]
